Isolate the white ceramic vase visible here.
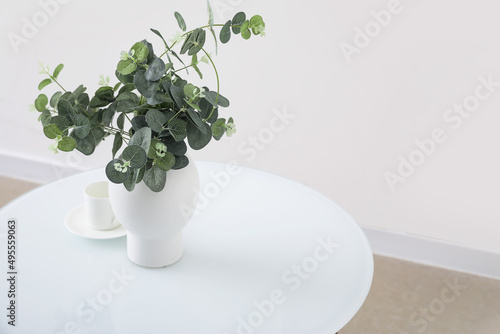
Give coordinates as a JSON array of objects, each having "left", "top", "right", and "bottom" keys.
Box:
[{"left": 108, "top": 159, "right": 199, "bottom": 268}]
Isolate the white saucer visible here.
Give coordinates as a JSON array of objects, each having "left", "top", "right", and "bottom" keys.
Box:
[{"left": 64, "top": 205, "right": 127, "bottom": 239}]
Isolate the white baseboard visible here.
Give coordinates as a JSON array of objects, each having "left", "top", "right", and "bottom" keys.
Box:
[
  {"left": 0, "top": 150, "right": 86, "bottom": 184},
  {"left": 1, "top": 152, "right": 499, "bottom": 279},
  {"left": 363, "top": 226, "right": 500, "bottom": 280}
]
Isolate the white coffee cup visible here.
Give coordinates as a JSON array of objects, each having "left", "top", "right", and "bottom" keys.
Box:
[{"left": 84, "top": 181, "right": 120, "bottom": 231}]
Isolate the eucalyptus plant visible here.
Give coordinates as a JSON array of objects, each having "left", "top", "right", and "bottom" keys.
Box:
[{"left": 34, "top": 3, "right": 265, "bottom": 192}]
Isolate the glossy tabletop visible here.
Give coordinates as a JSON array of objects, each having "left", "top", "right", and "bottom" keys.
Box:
[{"left": 0, "top": 162, "right": 373, "bottom": 334}]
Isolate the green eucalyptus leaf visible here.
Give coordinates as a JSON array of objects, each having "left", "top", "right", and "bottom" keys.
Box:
[
  {"left": 43, "top": 124, "right": 63, "bottom": 139},
  {"left": 95, "top": 86, "right": 115, "bottom": 102},
  {"left": 131, "top": 115, "right": 148, "bottom": 131},
  {"left": 50, "top": 91, "right": 63, "bottom": 108},
  {"left": 203, "top": 91, "right": 230, "bottom": 108},
  {"left": 74, "top": 114, "right": 91, "bottom": 138},
  {"left": 53, "top": 64, "right": 64, "bottom": 79},
  {"left": 117, "top": 59, "right": 137, "bottom": 76},
  {"left": 211, "top": 118, "right": 226, "bottom": 140},
  {"left": 188, "top": 28, "right": 206, "bottom": 56},
  {"left": 76, "top": 93, "right": 89, "bottom": 110},
  {"left": 156, "top": 92, "right": 173, "bottom": 103},
  {"left": 165, "top": 118, "right": 187, "bottom": 142},
  {"left": 250, "top": 15, "right": 265, "bottom": 35},
  {"left": 35, "top": 94, "right": 48, "bottom": 112},
  {"left": 70, "top": 131, "right": 96, "bottom": 155},
  {"left": 115, "top": 92, "right": 139, "bottom": 112},
  {"left": 186, "top": 99, "right": 201, "bottom": 111},
  {"left": 183, "top": 83, "right": 198, "bottom": 100},
  {"left": 73, "top": 85, "right": 87, "bottom": 97},
  {"left": 89, "top": 96, "right": 107, "bottom": 108},
  {"left": 143, "top": 164, "right": 167, "bottom": 192},
  {"left": 174, "top": 11, "right": 187, "bottom": 31},
  {"left": 112, "top": 132, "right": 123, "bottom": 158},
  {"left": 102, "top": 106, "right": 116, "bottom": 126},
  {"left": 220, "top": 20, "right": 232, "bottom": 44},
  {"left": 186, "top": 109, "right": 206, "bottom": 133},
  {"left": 131, "top": 41, "right": 149, "bottom": 63},
  {"left": 57, "top": 99, "right": 76, "bottom": 121},
  {"left": 207, "top": 0, "right": 214, "bottom": 27},
  {"left": 145, "top": 57, "right": 166, "bottom": 81},
  {"left": 118, "top": 83, "right": 136, "bottom": 95},
  {"left": 89, "top": 110, "right": 102, "bottom": 127},
  {"left": 113, "top": 82, "right": 122, "bottom": 92},
  {"left": 180, "top": 32, "right": 194, "bottom": 55},
  {"left": 186, "top": 122, "right": 211, "bottom": 150},
  {"left": 60, "top": 92, "right": 76, "bottom": 105},
  {"left": 136, "top": 164, "right": 146, "bottom": 184},
  {"left": 147, "top": 92, "right": 165, "bottom": 106},
  {"left": 155, "top": 151, "right": 175, "bottom": 171},
  {"left": 172, "top": 154, "right": 189, "bottom": 170},
  {"left": 115, "top": 69, "right": 135, "bottom": 84},
  {"left": 50, "top": 115, "right": 71, "bottom": 131},
  {"left": 150, "top": 28, "right": 167, "bottom": 45},
  {"left": 162, "top": 136, "right": 187, "bottom": 155},
  {"left": 129, "top": 126, "right": 152, "bottom": 153},
  {"left": 134, "top": 69, "right": 160, "bottom": 98},
  {"left": 232, "top": 12, "right": 246, "bottom": 34},
  {"left": 170, "top": 84, "right": 186, "bottom": 109},
  {"left": 206, "top": 0, "right": 217, "bottom": 53},
  {"left": 57, "top": 136, "right": 77, "bottom": 152},
  {"left": 141, "top": 39, "right": 155, "bottom": 63},
  {"left": 38, "top": 78, "right": 52, "bottom": 90},
  {"left": 250, "top": 15, "right": 264, "bottom": 27},
  {"left": 89, "top": 87, "right": 115, "bottom": 108},
  {"left": 123, "top": 168, "right": 139, "bottom": 192},
  {"left": 241, "top": 20, "right": 251, "bottom": 39},
  {"left": 206, "top": 0, "right": 218, "bottom": 54},
  {"left": 199, "top": 98, "right": 218, "bottom": 123},
  {"left": 191, "top": 54, "right": 203, "bottom": 79},
  {"left": 92, "top": 127, "right": 106, "bottom": 143},
  {"left": 117, "top": 113, "right": 125, "bottom": 130},
  {"left": 106, "top": 159, "right": 131, "bottom": 184},
  {"left": 39, "top": 110, "right": 51, "bottom": 126},
  {"left": 122, "top": 145, "right": 147, "bottom": 168},
  {"left": 145, "top": 109, "right": 167, "bottom": 133}
]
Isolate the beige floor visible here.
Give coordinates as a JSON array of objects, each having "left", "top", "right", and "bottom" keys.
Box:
[
  {"left": 1, "top": 176, "right": 499, "bottom": 333},
  {"left": 341, "top": 256, "right": 500, "bottom": 334}
]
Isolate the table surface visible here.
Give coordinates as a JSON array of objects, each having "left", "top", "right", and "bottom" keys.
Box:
[{"left": 0, "top": 162, "right": 373, "bottom": 334}]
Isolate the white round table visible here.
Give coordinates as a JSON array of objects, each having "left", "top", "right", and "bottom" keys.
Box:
[{"left": 0, "top": 162, "right": 373, "bottom": 334}]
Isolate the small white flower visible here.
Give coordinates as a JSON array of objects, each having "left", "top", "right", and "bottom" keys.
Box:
[
  {"left": 200, "top": 54, "right": 210, "bottom": 64},
  {"left": 48, "top": 142, "right": 59, "bottom": 154},
  {"left": 98, "top": 74, "right": 110, "bottom": 86},
  {"left": 114, "top": 163, "right": 123, "bottom": 172},
  {"left": 169, "top": 31, "right": 184, "bottom": 44},
  {"left": 225, "top": 122, "right": 237, "bottom": 137},
  {"left": 38, "top": 62, "right": 49, "bottom": 74},
  {"left": 155, "top": 142, "right": 167, "bottom": 158}
]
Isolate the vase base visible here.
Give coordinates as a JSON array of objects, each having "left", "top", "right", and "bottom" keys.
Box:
[{"left": 126, "top": 232, "right": 183, "bottom": 268}]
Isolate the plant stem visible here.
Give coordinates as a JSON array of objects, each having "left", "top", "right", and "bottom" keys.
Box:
[
  {"left": 102, "top": 125, "right": 130, "bottom": 139},
  {"left": 166, "top": 108, "right": 184, "bottom": 126},
  {"left": 169, "top": 24, "right": 242, "bottom": 51},
  {"left": 199, "top": 46, "right": 219, "bottom": 121},
  {"left": 43, "top": 70, "right": 67, "bottom": 93},
  {"left": 174, "top": 64, "right": 194, "bottom": 73}
]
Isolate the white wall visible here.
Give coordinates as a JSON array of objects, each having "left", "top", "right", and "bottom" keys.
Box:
[{"left": 1, "top": 0, "right": 499, "bottom": 252}]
